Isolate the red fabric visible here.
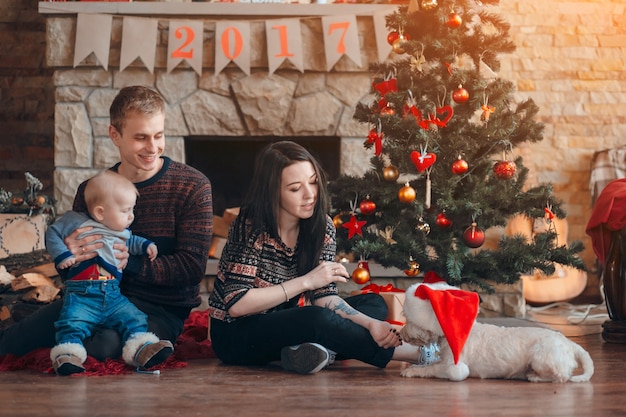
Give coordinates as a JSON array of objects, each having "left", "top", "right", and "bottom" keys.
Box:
[
  {"left": 0, "top": 310, "right": 214, "bottom": 375},
  {"left": 414, "top": 285, "right": 479, "bottom": 365},
  {"left": 585, "top": 178, "right": 626, "bottom": 265},
  {"left": 423, "top": 271, "right": 445, "bottom": 284}
]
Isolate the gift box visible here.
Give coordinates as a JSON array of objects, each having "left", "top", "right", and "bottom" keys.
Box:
[
  {"left": 0, "top": 214, "right": 49, "bottom": 259},
  {"left": 351, "top": 283, "right": 406, "bottom": 326}
]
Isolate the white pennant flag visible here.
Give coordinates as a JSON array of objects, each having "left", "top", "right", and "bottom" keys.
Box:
[
  {"left": 373, "top": 10, "right": 393, "bottom": 63},
  {"left": 167, "top": 20, "right": 204, "bottom": 75},
  {"left": 74, "top": 13, "right": 112, "bottom": 70},
  {"left": 120, "top": 17, "right": 158, "bottom": 73},
  {"left": 215, "top": 21, "right": 251, "bottom": 76},
  {"left": 265, "top": 18, "right": 303, "bottom": 75},
  {"left": 321, "top": 15, "right": 362, "bottom": 72}
]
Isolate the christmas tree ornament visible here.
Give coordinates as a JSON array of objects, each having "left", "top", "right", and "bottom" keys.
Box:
[
  {"left": 342, "top": 214, "right": 367, "bottom": 239},
  {"left": 392, "top": 36, "right": 410, "bottom": 54},
  {"left": 359, "top": 195, "right": 377, "bottom": 215},
  {"left": 387, "top": 31, "right": 400, "bottom": 45},
  {"left": 452, "top": 84, "right": 470, "bottom": 104},
  {"left": 435, "top": 104, "right": 454, "bottom": 127},
  {"left": 332, "top": 213, "right": 345, "bottom": 228},
  {"left": 367, "top": 122, "right": 384, "bottom": 156},
  {"left": 380, "top": 105, "right": 395, "bottom": 117},
  {"left": 462, "top": 222, "right": 485, "bottom": 248},
  {"left": 493, "top": 159, "right": 517, "bottom": 180},
  {"left": 379, "top": 225, "right": 398, "bottom": 245},
  {"left": 415, "top": 217, "right": 431, "bottom": 235},
  {"left": 410, "top": 53, "right": 426, "bottom": 73},
  {"left": 373, "top": 76, "right": 398, "bottom": 96},
  {"left": 451, "top": 156, "right": 469, "bottom": 175},
  {"left": 352, "top": 260, "right": 371, "bottom": 285},
  {"left": 404, "top": 256, "right": 420, "bottom": 277},
  {"left": 425, "top": 171, "right": 432, "bottom": 209},
  {"left": 383, "top": 165, "right": 400, "bottom": 182},
  {"left": 436, "top": 212, "right": 453, "bottom": 228},
  {"left": 481, "top": 103, "right": 496, "bottom": 122},
  {"left": 420, "top": 0, "right": 439, "bottom": 11},
  {"left": 398, "top": 183, "right": 416, "bottom": 204},
  {"left": 446, "top": 11, "right": 463, "bottom": 29},
  {"left": 410, "top": 150, "right": 437, "bottom": 173}
]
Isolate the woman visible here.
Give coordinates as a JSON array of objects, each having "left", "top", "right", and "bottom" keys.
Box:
[{"left": 208, "top": 141, "right": 438, "bottom": 374}]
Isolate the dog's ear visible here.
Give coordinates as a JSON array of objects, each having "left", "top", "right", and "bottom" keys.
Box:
[{"left": 399, "top": 322, "right": 435, "bottom": 345}]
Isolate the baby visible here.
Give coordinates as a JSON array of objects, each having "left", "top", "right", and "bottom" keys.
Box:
[{"left": 45, "top": 170, "right": 173, "bottom": 375}]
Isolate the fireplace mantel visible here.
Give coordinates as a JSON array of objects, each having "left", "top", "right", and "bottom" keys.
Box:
[{"left": 39, "top": 2, "right": 397, "bottom": 18}]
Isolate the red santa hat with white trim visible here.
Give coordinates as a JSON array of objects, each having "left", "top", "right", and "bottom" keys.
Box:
[{"left": 414, "top": 271, "right": 480, "bottom": 364}]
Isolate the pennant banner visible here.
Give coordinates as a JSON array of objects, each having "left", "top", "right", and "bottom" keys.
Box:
[
  {"left": 265, "top": 18, "right": 303, "bottom": 75},
  {"left": 215, "top": 21, "right": 251, "bottom": 76},
  {"left": 74, "top": 13, "right": 112, "bottom": 70},
  {"left": 168, "top": 19, "right": 204, "bottom": 75},
  {"left": 321, "top": 14, "right": 362, "bottom": 72},
  {"left": 120, "top": 16, "right": 158, "bottom": 73},
  {"left": 373, "top": 10, "right": 392, "bottom": 64},
  {"left": 74, "top": 13, "right": 390, "bottom": 75}
]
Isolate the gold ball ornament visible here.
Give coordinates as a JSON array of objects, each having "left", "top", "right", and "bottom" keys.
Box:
[
  {"left": 415, "top": 217, "right": 431, "bottom": 235},
  {"left": 404, "top": 258, "right": 420, "bottom": 277},
  {"left": 352, "top": 261, "right": 371, "bottom": 285},
  {"left": 392, "top": 36, "right": 409, "bottom": 54},
  {"left": 398, "top": 183, "right": 416, "bottom": 204},
  {"left": 383, "top": 165, "right": 400, "bottom": 182},
  {"left": 333, "top": 212, "right": 349, "bottom": 228},
  {"left": 420, "top": 0, "right": 439, "bottom": 11}
]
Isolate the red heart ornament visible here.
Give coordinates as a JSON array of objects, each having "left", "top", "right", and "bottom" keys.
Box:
[
  {"left": 435, "top": 105, "right": 454, "bottom": 127},
  {"left": 410, "top": 151, "right": 437, "bottom": 173}
]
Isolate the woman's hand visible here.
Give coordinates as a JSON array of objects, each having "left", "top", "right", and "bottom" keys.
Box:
[
  {"left": 368, "top": 319, "right": 402, "bottom": 349},
  {"left": 303, "top": 261, "right": 349, "bottom": 291},
  {"left": 63, "top": 226, "right": 102, "bottom": 263}
]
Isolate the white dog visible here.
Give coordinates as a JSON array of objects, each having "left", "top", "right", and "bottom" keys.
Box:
[{"left": 400, "top": 281, "right": 594, "bottom": 383}]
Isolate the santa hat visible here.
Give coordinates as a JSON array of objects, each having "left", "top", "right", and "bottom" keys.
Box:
[{"left": 415, "top": 272, "right": 480, "bottom": 364}]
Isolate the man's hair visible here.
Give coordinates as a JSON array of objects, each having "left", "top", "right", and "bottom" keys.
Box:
[
  {"left": 109, "top": 86, "right": 165, "bottom": 134},
  {"left": 84, "top": 170, "right": 138, "bottom": 215}
]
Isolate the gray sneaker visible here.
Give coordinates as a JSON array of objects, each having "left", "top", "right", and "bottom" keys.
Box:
[
  {"left": 417, "top": 342, "right": 441, "bottom": 365},
  {"left": 281, "top": 342, "right": 331, "bottom": 374}
]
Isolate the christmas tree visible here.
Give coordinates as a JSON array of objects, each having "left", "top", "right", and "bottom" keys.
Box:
[{"left": 328, "top": 0, "right": 585, "bottom": 290}]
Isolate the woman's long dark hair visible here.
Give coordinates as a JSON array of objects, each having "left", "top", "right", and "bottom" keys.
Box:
[{"left": 239, "top": 141, "right": 329, "bottom": 276}]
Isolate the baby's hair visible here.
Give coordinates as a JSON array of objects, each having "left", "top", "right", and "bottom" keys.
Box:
[{"left": 84, "top": 170, "right": 138, "bottom": 216}]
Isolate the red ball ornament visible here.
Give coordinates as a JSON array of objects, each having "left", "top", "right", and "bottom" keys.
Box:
[
  {"left": 436, "top": 212, "right": 453, "bottom": 228},
  {"left": 463, "top": 222, "right": 485, "bottom": 248},
  {"left": 493, "top": 160, "right": 517, "bottom": 180},
  {"left": 387, "top": 31, "right": 400, "bottom": 45},
  {"left": 352, "top": 261, "right": 371, "bottom": 285},
  {"left": 446, "top": 12, "right": 463, "bottom": 28},
  {"left": 359, "top": 196, "right": 377, "bottom": 216},
  {"left": 451, "top": 157, "right": 469, "bottom": 175},
  {"left": 452, "top": 85, "right": 470, "bottom": 104}
]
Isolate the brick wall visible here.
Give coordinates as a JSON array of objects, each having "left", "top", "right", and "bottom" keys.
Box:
[
  {"left": 0, "top": 0, "right": 54, "bottom": 195},
  {"left": 3, "top": 0, "right": 626, "bottom": 300}
]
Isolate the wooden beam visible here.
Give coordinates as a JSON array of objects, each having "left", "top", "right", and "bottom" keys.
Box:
[{"left": 38, "top": 2, "right": 398, "bottom": 17}]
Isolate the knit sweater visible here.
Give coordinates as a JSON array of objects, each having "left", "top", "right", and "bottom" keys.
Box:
[
  {"left": 72, "top": 157, "right": 213, "bottom": 309},
  {"left": 209, "top": 214, "right": 338, "bottom": 323}
]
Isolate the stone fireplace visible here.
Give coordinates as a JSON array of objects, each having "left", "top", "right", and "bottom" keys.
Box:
[{"left": 40, "top": 2, "right": 397, "bottom": 215}]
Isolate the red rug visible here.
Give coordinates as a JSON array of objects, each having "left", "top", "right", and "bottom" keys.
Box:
[{"left": 0, "top": 310, "right": 215, "bottom": 376}]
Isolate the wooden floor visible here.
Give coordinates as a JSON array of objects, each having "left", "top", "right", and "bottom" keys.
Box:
[{"left": 0, "top": 317, "right": 624, "bottom": 417}]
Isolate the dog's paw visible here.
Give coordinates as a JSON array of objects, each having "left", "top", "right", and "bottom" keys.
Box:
[{"left": 400, "top": 365, "right": 422, "bottom": 378}]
